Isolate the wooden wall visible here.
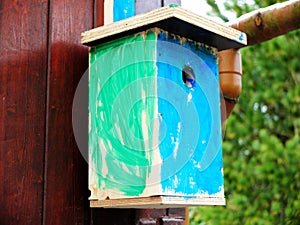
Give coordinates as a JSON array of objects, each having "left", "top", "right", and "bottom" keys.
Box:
[{"left": 0, "top": 0, "right": 186, "bottom": 224}]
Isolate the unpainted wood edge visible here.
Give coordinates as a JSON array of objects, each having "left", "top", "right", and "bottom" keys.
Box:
[
  {"left": 104, "top": 0, "right": 114, "bottom": 25},
  {"left": 81, "top": 7, "right": 174, "bottom": 44},
  {"left": 174, "top": 7, "right": 247, "bottom": 45},
  {"left": 90, "top": 196, "right": 163, "bottom": 208},
  {"left": 81, "top": 6, "right": 247, "bottom": 46},
  {"left": 90, "top": 196, "right": 226, "bottom": 208}
]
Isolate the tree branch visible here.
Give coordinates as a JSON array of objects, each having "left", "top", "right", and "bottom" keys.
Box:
[{"left": 227, "top": 0, "right": 300, "bottom": 46}]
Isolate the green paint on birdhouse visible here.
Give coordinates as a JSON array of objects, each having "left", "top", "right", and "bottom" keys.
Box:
[{"left": 82, "top": 6, "right": 247, "bottom": 208}]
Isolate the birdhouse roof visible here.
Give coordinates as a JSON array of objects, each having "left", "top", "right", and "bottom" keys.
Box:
[{"left": 81, "top": 5, "right": 247, "bottom": 51}]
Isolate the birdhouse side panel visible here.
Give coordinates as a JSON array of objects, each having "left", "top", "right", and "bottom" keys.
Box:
[
  {"left": 156, "top": 32, "right": 224, "bottom": 198},
  {"left": 89, "top": 31, "right": 160, "bottom": 200}
]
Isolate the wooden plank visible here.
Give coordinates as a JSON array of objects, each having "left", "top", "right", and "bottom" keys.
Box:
[
  {"left": 95, "top": 0, "right": 105, "bottom": 27},
  {"left": 90, "top": 196, "right": 225, "bottom": 208},
  {"left": 81, "top": 5, "right": 247, "bottom": 50},
  {"left": 104, "top": 0, "right": 114, "bottom": 24},
  {"left": 135, "top": 208, "right": 167, "bottom": 220},
  {"left": 161, "top": 218, "right": 184, "bottom": 225},
  {"left": 43, "top": 0, "right": 94, "bottom": 224},
  {"left": 168, "top": 208, "right": 186, "bottom": 219},
  {"left": 0, "top": 0, "right": 48, "bottom": 224}
]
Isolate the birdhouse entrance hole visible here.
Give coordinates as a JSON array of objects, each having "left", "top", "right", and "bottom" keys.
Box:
[{"left": 182, "top": 65, "right": 195, "bottom": 88}]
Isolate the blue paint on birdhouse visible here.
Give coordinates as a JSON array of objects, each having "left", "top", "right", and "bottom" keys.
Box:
[
  {"left": 156, "top": 32, "right": 223, "bottom": 196},
  {"left": 82, "top": 5, "right": 247, "bottom": 208},
  {"left": 114, "top": 0, "right": 135, "bottom": 21}
]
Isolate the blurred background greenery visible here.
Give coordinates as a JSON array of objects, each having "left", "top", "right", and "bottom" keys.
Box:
[{"left": 189, "top": 1, "right": 300, "bottom": 224}]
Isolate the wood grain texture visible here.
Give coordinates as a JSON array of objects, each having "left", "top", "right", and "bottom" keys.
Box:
[
  {"left": 81, "top": 5, "right": 247, "bottom": 50},
  {"left": 43, "top": 0, "right": 93, "bottom": 224},
  {"left": 161, "top": 217, "right": 184, "bottom": 225},
  {"left": 0, "top": 1, "right": 48, "bottom": 224},
  {"left": 90, "top": 196, "right": 225, "bottom": 208},
  {"left": 0, "top": 1, "right": 189, "bottom": 224},
  {"left": 228, "top": 0, "right": 300, "bottom": 46},
  {"left": 135, "top": 208, "right": 187, "bottom": 225},
  {"left": 95, "top": 0, "right": 104, "bottom": 27}
]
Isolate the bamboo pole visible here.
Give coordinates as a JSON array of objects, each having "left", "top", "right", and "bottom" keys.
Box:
[{"left": 228, "top": 0, "right": 300, "bottom": 46}]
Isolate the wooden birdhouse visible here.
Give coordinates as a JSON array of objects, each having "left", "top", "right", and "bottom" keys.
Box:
[{"left": 82, "top": 5, "right": 247, "bottom": 208}]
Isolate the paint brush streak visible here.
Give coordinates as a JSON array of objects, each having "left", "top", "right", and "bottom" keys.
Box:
[
  {"left": 89, "top": 29, "right": 224, "bottom": 201},
  {"left": 89, "top": 31, "right": 157, "bottom": 197},
  {"left": 157, "top": 31, "right": 223, "bottom": 196}
]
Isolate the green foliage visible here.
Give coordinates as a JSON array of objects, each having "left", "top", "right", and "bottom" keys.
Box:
[
  {"left": 207, "top": 0, "right": 287, "bottom": 20},
  {"left": 206, "top": 0, "right": 230, "bottom": 21},
  {"left": 190, "top": 1, "right": 300, "bottom": 224}
]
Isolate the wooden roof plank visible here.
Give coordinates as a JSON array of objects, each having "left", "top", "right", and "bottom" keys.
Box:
[{"left": 82, "top": 6, "right": 247, "bottom": 51}]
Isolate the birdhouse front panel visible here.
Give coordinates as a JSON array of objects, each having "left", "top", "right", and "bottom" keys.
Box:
[
  {"left": 156, "top": 31, "right": 223, "bottom": 199},
  {"left": 88, "top": 29, "right": 224, "bottom": 207}
]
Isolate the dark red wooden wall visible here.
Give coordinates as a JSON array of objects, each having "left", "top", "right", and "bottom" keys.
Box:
[{"left": 0, "top": 0, "right": 186, "bottom": 224}]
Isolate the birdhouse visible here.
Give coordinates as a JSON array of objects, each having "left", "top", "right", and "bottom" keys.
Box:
[{"left": 82, "top": 5, "right": 246, "bottom": 208}]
